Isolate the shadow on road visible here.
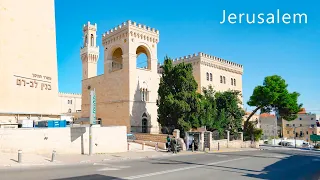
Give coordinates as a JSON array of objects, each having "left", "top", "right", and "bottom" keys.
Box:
[
  {"left": 51, "top": 174, "right": 124, "bottom": 180},
  {"left": 148, "top": 150, "right": 320, "bottom": 180}
]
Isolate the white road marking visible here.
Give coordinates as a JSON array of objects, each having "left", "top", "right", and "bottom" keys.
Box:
[
  {"left": 96, "top": 167, "right": 120, "bottom": 171},
  {"left": 93, "top": 163, "right": 110, "bottom": 166},
  {"left": 216, "top": 155, "right": 227, "bottom": 157},
  {"left": 123, "top": 157, "right": 250, "bottom": 179}
]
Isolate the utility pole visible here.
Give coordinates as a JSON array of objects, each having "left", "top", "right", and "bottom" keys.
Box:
[
  {"left": 294, "top": 126, "right": 297, "bottom": 148},
  {"left": 89, "top": 89, "right": 96, "bottom": 155},
  {"left": 273, "top": 118, "right": 276, "bottom": 145}
]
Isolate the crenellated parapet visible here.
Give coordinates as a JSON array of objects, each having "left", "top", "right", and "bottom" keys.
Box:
[
  {"left": 158, "top": 52, "right": 243, "bottom": 75},
  {"left": 83, "top": 21, "right": 97, "bottom": 32},
  {"left": 58, "top": 92, "right": 82, "bottom": 98},
  {"left": 102, "top": 20, "right": 159, "bottom": 46}
]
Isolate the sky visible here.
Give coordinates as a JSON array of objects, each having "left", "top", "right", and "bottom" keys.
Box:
[{"left": 54, "top": 0, "right": 320, "bottom": 113}]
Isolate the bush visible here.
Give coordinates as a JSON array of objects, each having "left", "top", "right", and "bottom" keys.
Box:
[
  {"left": 314, "top": 144, "right": 320, "bottom": 149},
  {"left": 253, "top": 128, "right": 263, "bottom": 141}
]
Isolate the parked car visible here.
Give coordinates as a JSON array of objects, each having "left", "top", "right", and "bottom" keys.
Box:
[{"left": 302, "top": 142, "right": 311, "bottom": 148}]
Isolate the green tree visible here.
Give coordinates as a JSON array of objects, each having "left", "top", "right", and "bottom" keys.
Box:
[
  {"left": 215, "top": 90, "right": 245, "bottom": 134},
  {"left": 198, "top": 86, "right": 216, "bottom": 130},
  {"left": 244, "top": 75, "right": 302, "bottom": 131},
  {"left": 200, "top": 86, "right": 244, "bottom": 136},
  {"left": 157, "top": 56, "right": 200, "bottom": 135}
]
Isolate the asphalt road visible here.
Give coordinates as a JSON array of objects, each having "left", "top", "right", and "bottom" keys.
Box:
[{"left": 1, "top": 149, "right": 320, "bottom": 180}]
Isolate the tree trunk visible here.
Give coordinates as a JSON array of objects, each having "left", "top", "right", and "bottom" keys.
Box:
[{"left": 244, "top": 106, "right": 262, "bottom": 131}]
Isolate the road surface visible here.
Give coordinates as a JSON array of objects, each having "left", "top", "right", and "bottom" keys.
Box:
[{"left": 1, "top": 149, "right": 320, "bottom": 180}]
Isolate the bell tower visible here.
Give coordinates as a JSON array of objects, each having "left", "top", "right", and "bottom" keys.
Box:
[{"left": 80, "top": 21, "right": 99, "bottom": 80}]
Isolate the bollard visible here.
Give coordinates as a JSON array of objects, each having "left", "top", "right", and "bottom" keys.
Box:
[
  {"left": 218, "top": 142, "right": 220, "bottom": 151},
  {"left": 127, "top": 143, "right": 130, "bottom": 151},
  {"left": 155, "top": 143, "right": 158, "bottom": 151},
  {"left": 142, "top": 143, "right": 145, "bottom": 150},
  {"left": 18, "top": 150, "right": 22, "bottom": 163},
  {"left": 51, "top": 150, "right": 56, "bottom": 162}
]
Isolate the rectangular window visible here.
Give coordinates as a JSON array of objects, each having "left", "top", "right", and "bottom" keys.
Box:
[
  {"left": 286, "top": 124, "right": 289, "bottom": 127},
  {"left": 206, "top": 73, "right": 209, "bottom": 81},
  {"left": 220, "top": 76, "right": 223, "bottom": 83},
  {"left": 210, "top": 73, "right": 212, "bottom": 81},
  {"left": 292, "top": 124, "right": 295, "bottom": 127},
  {"left": 300, "top": 124, "right": 302, "bottom": 127},
  {"left": 223, "top": 76, "right": 226, "bottom": 84},
  {"left": 287, "top": 131, "right": 289, "bottom": 134},
  {"left": 234, "top": 79, "right": 236, "bottom": 86}
]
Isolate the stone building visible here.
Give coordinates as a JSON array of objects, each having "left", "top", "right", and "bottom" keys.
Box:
[
  {"left": 259, "top": 113, "right": 278, "bottom": 139},
  {"left": 0, "top": 0, "right": 82, "bottom": 127},
  {"left": 80, "top": 20, "right": 243, "bottom": 134},
  {"left": 282, "top": 108, "right": 318, "bottom": 142}
]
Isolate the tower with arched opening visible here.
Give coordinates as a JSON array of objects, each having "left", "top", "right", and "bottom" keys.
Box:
[
  {"left": 81, "top": 20, "right": 160, "bottom": 133},
  {"left": 80, "top": 22, "right": 99, "bottom": 80}
]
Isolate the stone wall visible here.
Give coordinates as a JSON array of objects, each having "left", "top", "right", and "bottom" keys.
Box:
[
  {"left": 0, "top": 126, "right": 127, "bottom": 154},
  {"left": 134, "top": 133, "right": 171, "bottom": 143},
  {"left": 210, "top": 139, "right": 259, "bottom": 150}
]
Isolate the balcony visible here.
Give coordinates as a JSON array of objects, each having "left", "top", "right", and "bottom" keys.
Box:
[{"left": 112, "top": 61, "right": 123, "bottom": 71}]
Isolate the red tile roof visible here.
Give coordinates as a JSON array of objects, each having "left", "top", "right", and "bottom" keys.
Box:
[{"left": 260, "top": 113, "right": 275, "bottom": 118}]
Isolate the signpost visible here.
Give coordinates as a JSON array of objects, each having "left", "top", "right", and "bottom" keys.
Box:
[
  {"left": 310, "top": 134, "right": 320, "bottom": 142},
  {"left": 90, "top": 90, "right": 96, "bottom": 125},
  {"left": 89, "top": 89, "right": 96, "bottom": 155}
]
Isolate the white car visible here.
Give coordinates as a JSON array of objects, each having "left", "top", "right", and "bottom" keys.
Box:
[{"left": 301, "top": 142, "right": 312, "bottom": 148}]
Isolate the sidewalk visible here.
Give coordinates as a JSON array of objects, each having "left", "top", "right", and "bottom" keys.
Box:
[{"left": 0, "top": 147, "right": 256, "bottom": 169}]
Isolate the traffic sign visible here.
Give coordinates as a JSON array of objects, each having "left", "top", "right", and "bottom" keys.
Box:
[
  {"left": 310, "top": 134, "right": 320, "bottom": 141},
  {"left": 90, "top": 90, "right": 96, "bottom": 125}
]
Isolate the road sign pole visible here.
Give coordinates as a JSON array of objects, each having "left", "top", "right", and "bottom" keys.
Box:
[{"left": 89, "top": 89, "right": 96, "bottom": 155}]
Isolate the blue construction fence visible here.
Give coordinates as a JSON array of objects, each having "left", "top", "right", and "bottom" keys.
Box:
[{"left": 36, "top": 120, "right": 67, "bottom": 128}]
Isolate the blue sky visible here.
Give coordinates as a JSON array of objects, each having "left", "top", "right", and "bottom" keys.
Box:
[{"left": 55, "top": 0, "right": 319, "bottom": 113}]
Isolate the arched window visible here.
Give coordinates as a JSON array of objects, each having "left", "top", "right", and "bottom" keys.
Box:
[
  {"left": 84, "top": 35, "right": 88, "bottom": 46},
  {"left": 206, "top": 72, "right": 209, "bottom": 81},
  {"left": 234, "top": 79, "right": 236, "bottom": 86},
  {"left": 140, "top": 88, "right": 148, "bottom": 101},
  {"left": 220, "top": 76, "right": 223, "bottom": 83},
  {"left": 210, "top": 73, "right": 212, "bottom": 81},
  {"left": 90, "top": 34, "right": 94, "bottom": 46},
  {"left": 223, "top": 76, "right": 226, "bottom": 84},
  {"left": 231, "top": 78, "right": 233, "bottom": 85}
]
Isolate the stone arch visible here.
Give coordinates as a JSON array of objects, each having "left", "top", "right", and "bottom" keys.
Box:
[
  {"left": 90, "top": 34, "right": 94, "bottom": 46},
  {"left": 141, "top": 112, "right": 149, "bottom": 133},
  {"left": 107, "top": 46, "right": 124, "bottom": 71},
  {"left": 136, "top": 44, "right": 152, "bottom": 70},
  {"left": 84, "top": 35, "right": 88, "bottom": 46}
]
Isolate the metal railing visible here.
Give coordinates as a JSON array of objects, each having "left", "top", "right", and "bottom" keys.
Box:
[{"left": 112, "top": 61, "right": 123, "bottom": 71}]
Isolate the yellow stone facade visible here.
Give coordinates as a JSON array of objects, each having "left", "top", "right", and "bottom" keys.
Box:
[
  {"left": 81, "top": 21, "right": 243, "bottom": 134},
  {"left": 0, "top": 0, "right": 82, "bottom": 126}
]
